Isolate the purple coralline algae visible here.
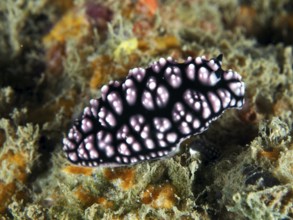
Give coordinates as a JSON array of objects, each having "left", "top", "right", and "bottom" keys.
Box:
[{"left": 63, "top": 55, "right": 245, "bottom": 167}]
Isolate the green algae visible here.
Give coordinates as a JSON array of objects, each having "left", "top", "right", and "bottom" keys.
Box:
[
  {"left": 0, "top": 0, "right": 292, "bottom": 219},
  {"left": 212, "top": 114, "right": 293, "bottom": 219}
]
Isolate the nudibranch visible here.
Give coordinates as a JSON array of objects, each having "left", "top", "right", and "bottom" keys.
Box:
[{"left": 63, "top": 54, "right": 245, "bottom": 167}]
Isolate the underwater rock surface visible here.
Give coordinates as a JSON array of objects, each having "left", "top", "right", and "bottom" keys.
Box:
[{"left": 0, "top": 0, "right": 292, "bottom": 219}]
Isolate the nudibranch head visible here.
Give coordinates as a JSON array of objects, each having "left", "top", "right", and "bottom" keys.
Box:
[{"left": 63, "top": 54, "right": 245, "bottom": 167}]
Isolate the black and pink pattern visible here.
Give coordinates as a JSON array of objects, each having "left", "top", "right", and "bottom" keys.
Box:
[{"left": 63, "top": 55, "right": 245, "bottom": 167}]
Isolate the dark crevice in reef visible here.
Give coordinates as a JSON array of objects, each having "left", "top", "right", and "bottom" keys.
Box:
[
  {"left": 190, "top": 117, "right": 259, "bottom": 218},
  {"left": 192, "top": 162, "right": 222, "bottom": 219},
  {"left": 222, "top": 1, "right": 293, "bottom": 46},
  {"left": 26, "top": 133, "right": 60, "bottom": 194}
]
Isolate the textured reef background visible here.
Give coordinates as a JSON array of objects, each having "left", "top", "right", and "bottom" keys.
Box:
[{"left": 0, "top": 0, "right": 292, "bottom": 219}]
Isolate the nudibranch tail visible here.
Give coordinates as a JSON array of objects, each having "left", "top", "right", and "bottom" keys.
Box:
[{"left": 63, "top": 54, "right": 245, "bottom": 167}]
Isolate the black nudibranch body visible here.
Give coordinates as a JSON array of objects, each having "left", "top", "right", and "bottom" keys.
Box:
[{"left": 63, "top": 55, "right": 245, "bottom": 167}]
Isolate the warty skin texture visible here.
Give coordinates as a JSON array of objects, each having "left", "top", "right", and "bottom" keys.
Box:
[{"left": 63, "top": 54, "right": 245, "bottom": 167}]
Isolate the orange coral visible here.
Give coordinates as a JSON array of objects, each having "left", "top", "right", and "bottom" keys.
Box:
[
  {"left": 138, "top": 0, "right": 158, "bottom": 16},
  {"left": 0, "top": 182, "right": 17, "bottom": 213},
  {"left": 138, "top": 36, "right": 180, "bottom": 54},
  {"left": 258, "top": 148, "right": 280, "bottom": 162},
  {"left": 74, "top": 185, "right": 113, "bottom": 208},
  {"left": 233, "top": 6, "right": 258, "bottom": 36},
  {"left": 43, "top": 9, "right": 91, "bottom": 76},
  {"left": 43, "top": 10, "right": 90, "bottom": 46},
  {"left": 89, "top": 55, "right": 116, "bottom": 89},
  {"left": 96, "top": 197, "right": 114, "bottom": 209},
  {"left": 62, "top": 165, "right": 94, "bottom": 176},
  {"left": 89, "top": 36, "right": 179, "bottom": 90},
  {"left": 1, "top": 150, "right": 28, "bottom": 183},
  {"left": 89, "top": 54, "right": 141, "bottom": 89},
  {"left": 141, "top": 183, "right": 176, "bottom": 209},
  {"left": 0, "top": 150, "right": 30, "bottom": 213},
  {"left": 43, "top": 3, "right": 113, "bottom": 76},
  {"left": 103, "top": 168, "right": 135, "bottom": 190}
]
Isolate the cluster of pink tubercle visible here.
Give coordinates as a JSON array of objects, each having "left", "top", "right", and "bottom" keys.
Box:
[{"left": 63, "top": 54, "right": 245, "bottom": 167}]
